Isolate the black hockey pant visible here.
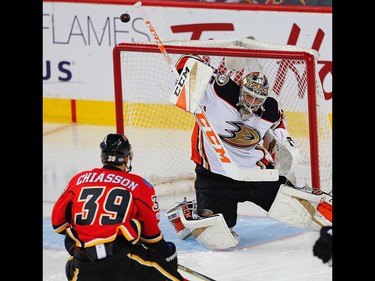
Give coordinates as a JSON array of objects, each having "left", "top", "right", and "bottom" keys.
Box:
[
  {"left": 66, "top": 244, "right": 184, "bottom": 281},
  {"left": 194, "top": 164, "right": 289, "bottom": 228}
]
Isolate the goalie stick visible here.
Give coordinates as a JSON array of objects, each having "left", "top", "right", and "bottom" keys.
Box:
[
  {"left": 133, "top": 1, "right": 179, "bottom": 79},
  {"left": 133, "top": 1, "right": 278, "bottom": 182},
  {"left": 178, "top": 264, "right": 216, "bottom": 281}
]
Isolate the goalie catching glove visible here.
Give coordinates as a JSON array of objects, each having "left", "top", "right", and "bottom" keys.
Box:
[
  {"left": 166, "top": 198, "right": 239, "bottom": 250},
  {"left": 263, "top": 127, "right": 302, "bottom": 177}
]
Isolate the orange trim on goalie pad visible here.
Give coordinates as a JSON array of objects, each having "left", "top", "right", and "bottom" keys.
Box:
[
  {"left": 170, "top": 217, "right": 185, "bottom": 233},
  {"left": 176, "top": 87, "right": 188, "bottom": 111},
  {"left": 317, "top": 201, "right": 332, "bottom": 222}
]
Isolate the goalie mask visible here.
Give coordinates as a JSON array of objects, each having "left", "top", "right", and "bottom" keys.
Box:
[
  {"left": 100, "top": 133, "right": 133, "bottom": 171},
  {"left": 237, "top": 72, "right": 269, "bottom": 120}
]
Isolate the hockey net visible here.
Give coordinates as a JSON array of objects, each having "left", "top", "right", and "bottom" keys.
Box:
[{"left": 112, "top": 38, "right": 332, "bottom": 194}]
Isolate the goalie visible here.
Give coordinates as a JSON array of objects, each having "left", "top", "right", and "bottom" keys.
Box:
[{"left": 166, "top": 53, "right": 332, "bottom": 251}]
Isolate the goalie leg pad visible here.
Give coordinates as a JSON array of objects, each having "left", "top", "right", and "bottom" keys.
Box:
[
  {"left": 165, "top": 202, "right": 192, "bottom": 240},
  {"left": 311, "top": 193, "right": 332, "bottom": 230},
  {"left": 267, "top": 184, "right": 325, "bottom": 228},
  {"left": 183, "top": 213, "right": 239, "bottom": 250},
  {"left": 167, "top": 199, "right": 239, "bottom": 249}
]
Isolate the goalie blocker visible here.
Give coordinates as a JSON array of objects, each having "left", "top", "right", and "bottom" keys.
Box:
[{"left": 166, "top": 185, "right": 332, "bottom": 250}]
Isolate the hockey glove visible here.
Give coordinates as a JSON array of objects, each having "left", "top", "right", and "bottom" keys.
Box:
[
  {"left": 313, "top": 226, "right": 332, "bottom": 263},
  {"left": 165, "top": 241, "right": 178, "bottom": 269}
]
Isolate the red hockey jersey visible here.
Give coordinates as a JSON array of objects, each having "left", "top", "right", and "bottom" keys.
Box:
[{"left": 51, "top": 166, "right": 163, "bottom": 248}]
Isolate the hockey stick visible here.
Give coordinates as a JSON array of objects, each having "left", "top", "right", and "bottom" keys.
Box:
[
  {"left": 178, "top": 264, "right": 216, "bottom": 281},
  {"left": 133, "top": 1, "right": 179, "bottom": 79},
  {"left": 133, "top": 1, "right": 278, "bottom": 182}
]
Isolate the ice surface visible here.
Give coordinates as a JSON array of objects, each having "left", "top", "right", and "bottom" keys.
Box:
[{"left": 43, "top": 123, "right": 332, "bottom": 281}]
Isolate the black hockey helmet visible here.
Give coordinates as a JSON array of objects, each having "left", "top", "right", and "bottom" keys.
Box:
[{"left": 100, "top": 134, "right": 133, "bottom": 169}]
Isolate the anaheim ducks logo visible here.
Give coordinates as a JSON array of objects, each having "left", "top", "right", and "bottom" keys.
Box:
[{"left": 219, "top": 121, "right": 261, "bottom": 148}]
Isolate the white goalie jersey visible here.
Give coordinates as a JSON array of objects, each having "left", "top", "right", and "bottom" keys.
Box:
[{"left": 183, "top": 66, "right": 285, "bottom": 178}]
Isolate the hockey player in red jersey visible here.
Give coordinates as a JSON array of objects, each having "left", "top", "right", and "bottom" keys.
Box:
[
  {"left": 166, "top": 54, "right": 332, "bottom": 250},
  {"left": 52, "top": 133, "right": 187, "bottom": 281}
]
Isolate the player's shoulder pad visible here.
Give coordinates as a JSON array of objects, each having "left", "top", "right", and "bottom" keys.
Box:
[
  {"left": 259, "top": 97, "right": 281, "bottom": 123},
  {"left": 142, "top": 178, "right": 153, "bottom": 188},
  {"left": 213, "top": 76, "right": 240, "bottom": 107},
  {"left": 126, "top": 173, "right": 154, "bottom": 189}
]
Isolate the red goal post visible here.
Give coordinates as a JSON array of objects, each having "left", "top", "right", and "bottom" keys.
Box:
[{"left": 112, "top": 38, "right": 332, "bottom": 193}]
